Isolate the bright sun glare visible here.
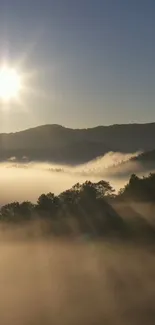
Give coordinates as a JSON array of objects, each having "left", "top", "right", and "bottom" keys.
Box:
[{"left": 0, "top": 66, "right": 22, "bottom": 101}]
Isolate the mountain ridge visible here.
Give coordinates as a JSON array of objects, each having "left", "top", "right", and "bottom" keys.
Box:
[
  {"left": 0, "top": 122, "right": 155, "bottom": 164},
  {"left": 2, "top": 121, "right": 155, "bottom": 135}
]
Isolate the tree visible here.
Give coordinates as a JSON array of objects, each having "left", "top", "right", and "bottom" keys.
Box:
[
  {"left": 36, "top": 192, "right": 59, "bottom": 218},
  {"left": 18, "top": 201, "right": 35, "bottom": 220},
  {"left": 94, "top": 180, "right": 115, "bottom": 198},
  {"left": 1, "top": 202, "right": 20, "bottom": 222}
]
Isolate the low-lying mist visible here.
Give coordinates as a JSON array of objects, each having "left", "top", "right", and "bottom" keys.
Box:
[
  {"left": 0, "top": 150, "right": 153, "bottom": 205},
  {"left": 0, "top": 233, "right": 155, "bottom": 325},
  {"left": 1, "top": 151, "right": 155, "bottom": 324}
]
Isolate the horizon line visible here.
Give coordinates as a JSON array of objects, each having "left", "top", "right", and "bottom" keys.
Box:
[{"left": 1, "top": 121, "right": 155, "bottom": 135}]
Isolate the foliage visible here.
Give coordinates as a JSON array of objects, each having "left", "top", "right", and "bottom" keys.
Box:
[
  {"left": 1, "top": 173, "right": 155, "bottom": 239},
  {"left": 118, "top": 173, "right": 155, "bottom": 201}
]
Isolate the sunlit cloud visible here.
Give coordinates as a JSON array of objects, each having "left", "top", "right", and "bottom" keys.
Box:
[{"left": 0, "top": 151, "right": 150, "bottom": 205}]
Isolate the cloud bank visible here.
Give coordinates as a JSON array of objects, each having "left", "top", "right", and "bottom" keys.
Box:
[{"left": 0, "top": 151, "right": 153, "bottom": 205}]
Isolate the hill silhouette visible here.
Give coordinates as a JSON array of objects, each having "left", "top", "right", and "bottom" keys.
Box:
[
  {"left": 107, "top": 149, "right": 155, "bottom": 177},
  {"left": 1, "top": 123, "right": 155, "bottom": 164},
  {"left": 1, "top": 174, "right": 155, "bottom": 241}
]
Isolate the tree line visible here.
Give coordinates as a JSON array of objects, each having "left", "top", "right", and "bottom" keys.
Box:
[{"left": 1, "top": 173, "right": 155, "bottom": 239}]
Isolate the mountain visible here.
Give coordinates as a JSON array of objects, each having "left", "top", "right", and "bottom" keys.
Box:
[
  {"left": 0, "top": 123, "right": 155, "bottom": 164},
  {"left": 130, "top": 149, "right": 155, "bottom": 171},
  {"left": 106, "top": 149, "right": 155, "bottom": 178}
]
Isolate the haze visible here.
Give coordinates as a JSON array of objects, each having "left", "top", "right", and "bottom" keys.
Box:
[
  {"left": 0, "top": 1, "right": 155, "bottom": 131},
  {"left": 0, "top": 150, "right": 151, "bottom": 205},
  {"left": 0, "top": 1, "right": 155, "bottom": 325}
]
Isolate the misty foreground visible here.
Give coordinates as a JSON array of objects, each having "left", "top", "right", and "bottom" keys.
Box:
[
  {"left": 1, "top": 173, "right": 155, "bottom": 241},
  {"left": 1, "top": 173, "right": 155, "bottom": 324},
  {"left": 1, "top": 236, "right": 155, "bottom": 325}
]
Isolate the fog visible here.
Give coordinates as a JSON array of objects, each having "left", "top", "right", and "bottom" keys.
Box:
[
  {"left": 1, "top": 151, "right": 155, "bottom": 324},
  {"left": 0, "top": 234, "right": 155, "bottom": 325},
  {"left": 0, "top": 151, "right": 153, "bottom": 205}
]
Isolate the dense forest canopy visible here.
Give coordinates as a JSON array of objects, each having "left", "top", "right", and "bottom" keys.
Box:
[{"left": 1, "top": 173, "right": 155, "bottom": 240}]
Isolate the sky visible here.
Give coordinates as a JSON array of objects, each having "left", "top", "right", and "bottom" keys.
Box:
[{"left": 0, "top": 0, "right": 155, "bottom": 132}]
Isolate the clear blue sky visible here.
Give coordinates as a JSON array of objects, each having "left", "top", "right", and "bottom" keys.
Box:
[{"left": 0, "top": 0, "right": 155, "bottom": 131}]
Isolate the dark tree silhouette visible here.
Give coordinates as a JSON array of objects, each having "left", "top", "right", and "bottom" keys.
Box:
[
  {"left": 1, "top": 174, "right": 155, "bottom": 240},
  {"left": 36, "top": 192, "right": 60, "bottom": 218}
]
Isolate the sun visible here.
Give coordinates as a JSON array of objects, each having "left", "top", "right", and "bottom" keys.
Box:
[{"left": 0, "top": 66, "right": 22, "bottom": 101}]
